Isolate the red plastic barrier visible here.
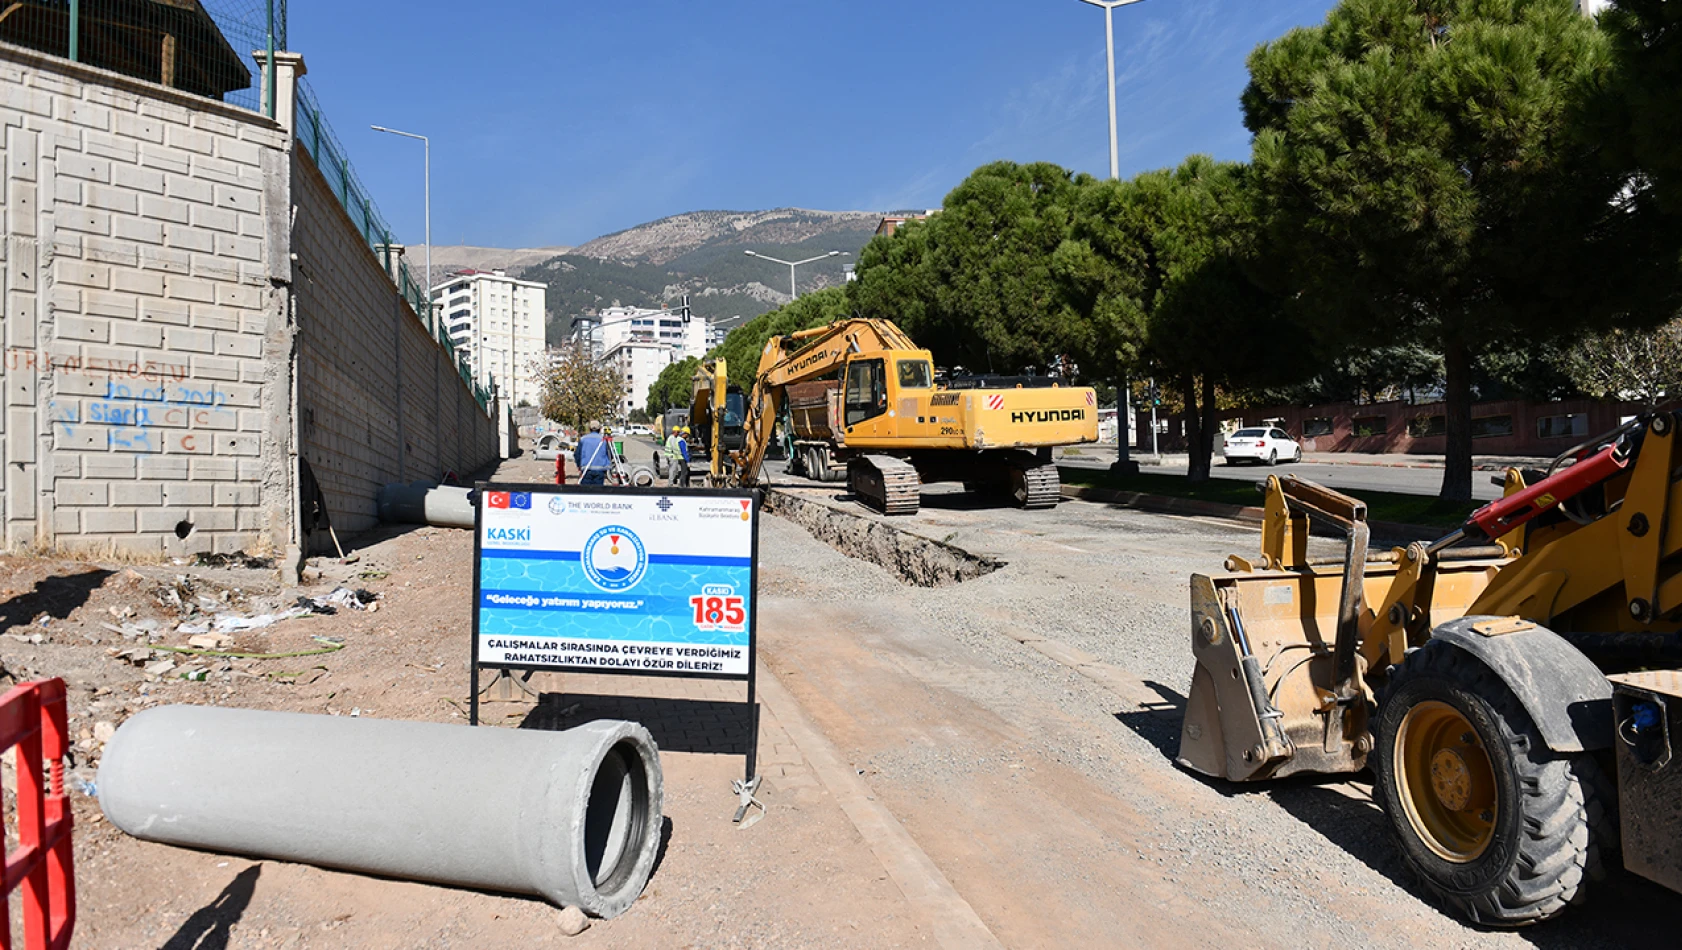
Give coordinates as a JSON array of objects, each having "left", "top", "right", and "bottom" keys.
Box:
[{"left": 0, "top": 679, "right": 75, "bottom": 950}]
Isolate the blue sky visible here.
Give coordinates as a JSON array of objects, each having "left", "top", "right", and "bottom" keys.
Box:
[{"left": 291, "top": 1, "right": 1339, "bottom": 249}]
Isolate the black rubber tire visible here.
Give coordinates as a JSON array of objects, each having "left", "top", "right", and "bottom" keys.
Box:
[
  {"left": 1373, "top": 640, "right": 1615, "bottom": 926},
  {"left": 1266, "top": 449, "right": 1278, "bottom": 466}
]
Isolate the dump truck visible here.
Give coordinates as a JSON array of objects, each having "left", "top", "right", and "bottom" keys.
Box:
[
  {"left": 1179, "top": 412, "right": 1682, "bottom": 925},
  {"left": 690, "top": 317, "right": 1098, "bottom": 514}
]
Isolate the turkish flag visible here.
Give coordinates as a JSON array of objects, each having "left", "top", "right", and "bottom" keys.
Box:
[{"left": 487, "top": 492, "right": 510, "bottom": 509}]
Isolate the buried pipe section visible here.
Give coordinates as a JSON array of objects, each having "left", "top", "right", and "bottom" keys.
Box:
[
  {"left": 97, "top": 706, "right": 662, "bottom": 918},
  {"left": 378, "top": 481, "right": 475, "bottom": 528}
]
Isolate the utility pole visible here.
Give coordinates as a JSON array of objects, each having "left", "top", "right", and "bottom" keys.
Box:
[{"left": 1077, "top": 0, "right": 1147, "bottom": 473}]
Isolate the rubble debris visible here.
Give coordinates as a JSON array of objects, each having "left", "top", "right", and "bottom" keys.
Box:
[
  {"left": 558, "top": 906, "right": 590, "bottom": 936},
  {"left": 143, "top": 659, "right": 177, "bottom": 678},
  {"left": 192, "top": 553, "right": 276, "bottom": 570}
]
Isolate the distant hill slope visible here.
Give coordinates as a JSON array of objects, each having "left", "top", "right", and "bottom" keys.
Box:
[
  {"left": 517, "top": 208, "right": 885, "bottom": 345},
  {"left": 576, "top": 208, "right": 880, "bottom": 265},
  {"left": 409, "top": 245, "right": 574, "bottom": 284}
]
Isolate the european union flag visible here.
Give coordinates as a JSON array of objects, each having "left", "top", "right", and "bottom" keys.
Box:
[{"left": 510, "top": 492, "right": 532, "bottom": 510}]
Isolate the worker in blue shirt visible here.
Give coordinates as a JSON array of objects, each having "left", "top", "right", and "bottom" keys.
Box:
[{"left": 574, "top": 420, "right": 611, "bottom": 486}]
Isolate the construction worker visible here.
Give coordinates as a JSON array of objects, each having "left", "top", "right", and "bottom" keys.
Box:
[
  {"left": 574, "top": 421, "right": 611, "bottom": 486},
  {"left": 672, "top": 426, "right": 692, "bottom": 487},
  {"left": 664, "top": 425, "right": 686, "bottom": 487}
]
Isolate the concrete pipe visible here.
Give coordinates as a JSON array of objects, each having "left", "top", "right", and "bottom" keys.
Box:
[
  {"left": 377, "top": 480, "right": 475, "bottom": 528},
  {"left": 98, "top": 707, "right": 663, "bottom": 918}
]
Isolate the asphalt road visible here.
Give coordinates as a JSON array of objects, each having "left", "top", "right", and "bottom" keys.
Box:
[
  {"left": 618, "top": 435, "right": 1504, "bottom": 502},
  {"left": 1059, "top": 446, "right": 1505, "bottom": 502}
]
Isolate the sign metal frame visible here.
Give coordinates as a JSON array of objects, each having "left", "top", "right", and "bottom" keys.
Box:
[{"left": 468, "top": 481, "right": 761, "bottom": 786}]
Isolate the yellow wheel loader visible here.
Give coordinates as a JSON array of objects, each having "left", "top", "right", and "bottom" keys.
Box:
[
  {"left": 1179, "top": 412, "right": 1682, "bottom": 925},
  {"left": 689, "top": 317, "right": 1098, "bottom": 514}
]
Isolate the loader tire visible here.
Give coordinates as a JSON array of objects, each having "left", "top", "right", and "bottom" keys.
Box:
[{"left": 1373, "top": 640, "right": 1614, "bottom": 927}]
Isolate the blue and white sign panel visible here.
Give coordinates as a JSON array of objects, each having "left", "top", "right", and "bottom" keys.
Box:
[{"left": 476, "top": 488, "right": 756, "bottom": 678}]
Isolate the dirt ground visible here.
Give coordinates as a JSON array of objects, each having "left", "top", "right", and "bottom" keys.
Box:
[
  {"left": 7, "top": 442, "right": 1679, "bottom": 948},
  {"left": 37, "top": 449, "right": 931, "bottom": 949}
]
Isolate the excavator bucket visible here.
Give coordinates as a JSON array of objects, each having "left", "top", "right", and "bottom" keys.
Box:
[{"left": 1177, "top": 476, "right": 1507, "bottom": 782}]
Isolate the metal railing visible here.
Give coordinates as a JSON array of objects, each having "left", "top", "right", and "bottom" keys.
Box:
[{"left": 294, "top": 79, "right": 493, "bottom": 411}]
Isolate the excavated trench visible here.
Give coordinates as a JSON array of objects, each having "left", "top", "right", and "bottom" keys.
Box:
[{"left": 763, "top": 489, "right": 1003, "bottom": 587}]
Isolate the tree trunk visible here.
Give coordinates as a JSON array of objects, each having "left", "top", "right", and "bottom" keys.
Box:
[
  {"left": 1183, "top": 374, "right": 1209, "bottom": 482},
  {"left": 1440, "top": 334, "right": 1473, "bottom": 501},
  {"left": 1196, "top": 375, "right": 1218, "bottom": 479}
]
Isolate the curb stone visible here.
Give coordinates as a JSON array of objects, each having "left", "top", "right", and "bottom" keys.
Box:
[{"left": 1058, "top": 484, "right": 1450, "bottom": 544}]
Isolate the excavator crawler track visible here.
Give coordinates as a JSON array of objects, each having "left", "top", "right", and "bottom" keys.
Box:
[
  {"left": 849, "top": 455, "right": 922, "bottom": 516},
  {"left": 1016, "top": 463, "right": 1061, "bottom": 509}
]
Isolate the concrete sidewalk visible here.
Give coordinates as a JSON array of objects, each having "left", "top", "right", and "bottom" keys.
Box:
[{"left": 1062, "top": 444, "right": 1550, "bottom": 472}]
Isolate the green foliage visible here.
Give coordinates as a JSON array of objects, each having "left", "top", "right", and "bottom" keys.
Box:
[
  {"left": 852, "top": 162, "right": 1096, "bottom": 374},
  {"left": 1601, "top": 0, "right": 1682, "bottom": 214},
  {"left": 1556, "top": 319, "right": 1682, "bottom": 405},
  {"left": 1243, "top": 0, "right": 1670, "bottom": 498},
  {"left": 711, "top": 287, "right": 854, "bottom": 390},
  {"left": 537, "top": 345, "right": 623, "bottom": 433},
  {"left": 645, "top": 356, "right": 700, "bottom": 416}
]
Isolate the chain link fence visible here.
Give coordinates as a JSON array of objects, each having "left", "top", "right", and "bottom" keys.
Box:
[{"left": 0, "top": 0, "right": 283, "bottom": 116}]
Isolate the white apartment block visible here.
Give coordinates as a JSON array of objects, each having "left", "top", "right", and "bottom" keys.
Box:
[
  {"left": 596, "top": 306, "right": 710, "bottom": 360},
  {"left": 1580, "top": 0, "right": 1612, "bottom": 13},
  {"left": 431, "top": 270, "right": 548, "bottom": 407},
  {"left": 604, "top": 341, "right": 686, "bottom": 418},
  {"left": 568, "top": 305, "right": 720, "bottom": 416}
]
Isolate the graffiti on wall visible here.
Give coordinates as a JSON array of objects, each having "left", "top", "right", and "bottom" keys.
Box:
[{"left": 8, "top": 348, "right": 236, "bottom": 453}]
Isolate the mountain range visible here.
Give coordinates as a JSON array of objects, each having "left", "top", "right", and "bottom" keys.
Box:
[{"left": 412, "top": 208, "right": 891, "bottom": 344}]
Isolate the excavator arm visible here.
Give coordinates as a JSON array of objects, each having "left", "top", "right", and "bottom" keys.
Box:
[{"left": 725, "top": 318, "right": 921, "bottom": 487}]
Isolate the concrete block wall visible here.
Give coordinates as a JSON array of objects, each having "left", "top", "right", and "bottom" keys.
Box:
[
  {"left": 292, "top": 149, "right": 499, "bottom": 537},
  {"left": 0, "top": 46, "right": 291, "bottom": 557},
  {"left": 0, "top": 44, "right": 498, "bottom": 560}
]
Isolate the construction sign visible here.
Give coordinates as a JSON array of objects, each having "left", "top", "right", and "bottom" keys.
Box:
[{"left": 470, "top": 484, "right": 759, "bottom": 681}]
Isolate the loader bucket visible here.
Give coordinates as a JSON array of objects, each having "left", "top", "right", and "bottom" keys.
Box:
[{"left": 1177, "top": 476, "right": 1506, "bottom": 783}]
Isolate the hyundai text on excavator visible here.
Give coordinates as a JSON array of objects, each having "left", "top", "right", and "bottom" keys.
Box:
[
  {"left": 1179, "top": 411, "right": 1682, "bottom": 925},
  {"left": 688, "top": 317, "right": 1098, "bottom": 515}
]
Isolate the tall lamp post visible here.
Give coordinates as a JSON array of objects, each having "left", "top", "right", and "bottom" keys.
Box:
[
  {"left": 1077, "top": 0, "right": 1146, "bottom": 473},
  {"left": 743, "top": 249, "right": 849, "bottom": 300},
  {"left": 370, "top": 124, "right": 431, "bottom": 326}
]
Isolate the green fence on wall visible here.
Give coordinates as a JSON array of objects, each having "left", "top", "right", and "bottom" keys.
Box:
[
  {"left": 0, "top": 0, "right": 494, "bottom": 412},
  {"left": 294, "top": 80, "right": 493, "bottom": 411}
]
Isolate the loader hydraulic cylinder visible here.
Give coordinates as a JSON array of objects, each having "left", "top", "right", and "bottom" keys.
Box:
[{"left": 1461, "top": 441, "right": 1629, "bottom": 541}]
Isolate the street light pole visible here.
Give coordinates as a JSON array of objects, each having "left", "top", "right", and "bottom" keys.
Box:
[
  {"left": 743, "top": 249, "right": 849, "bottom": 301},
  {"left": 370, "top": 124, "right": 431, "bottom": 327},
  {"left": 1078, "top": 0, "right": 1144, "bottom": 180},
  {"left": 1077, "top": 0, "right": 1146, "bottom": 474}
]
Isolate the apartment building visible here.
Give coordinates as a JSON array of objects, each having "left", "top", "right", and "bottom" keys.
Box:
[{"left": 431, "top": 269, "right": 547, "bottom": 407}]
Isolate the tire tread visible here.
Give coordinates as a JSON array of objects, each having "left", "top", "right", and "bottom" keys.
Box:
[{"left": 1374, "top": 640, "right": 1614, "bottom": 926}]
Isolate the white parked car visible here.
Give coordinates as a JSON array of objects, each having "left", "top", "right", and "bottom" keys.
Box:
[{"left": 1222, "top": 426, "right": 1301, "bottom": 465}]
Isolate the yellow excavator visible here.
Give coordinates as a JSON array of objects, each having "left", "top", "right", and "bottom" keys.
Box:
[
  {"left": 689, "top": 317, "right": 1097, "bottom": 514},
  {"left": 1179, "top": 411, "right": 1682, "bottom": 925}
]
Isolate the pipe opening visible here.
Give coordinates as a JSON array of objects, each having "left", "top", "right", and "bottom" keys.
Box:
[{"left": 583, "top": 740, "right": 652, "bottom": 895}]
